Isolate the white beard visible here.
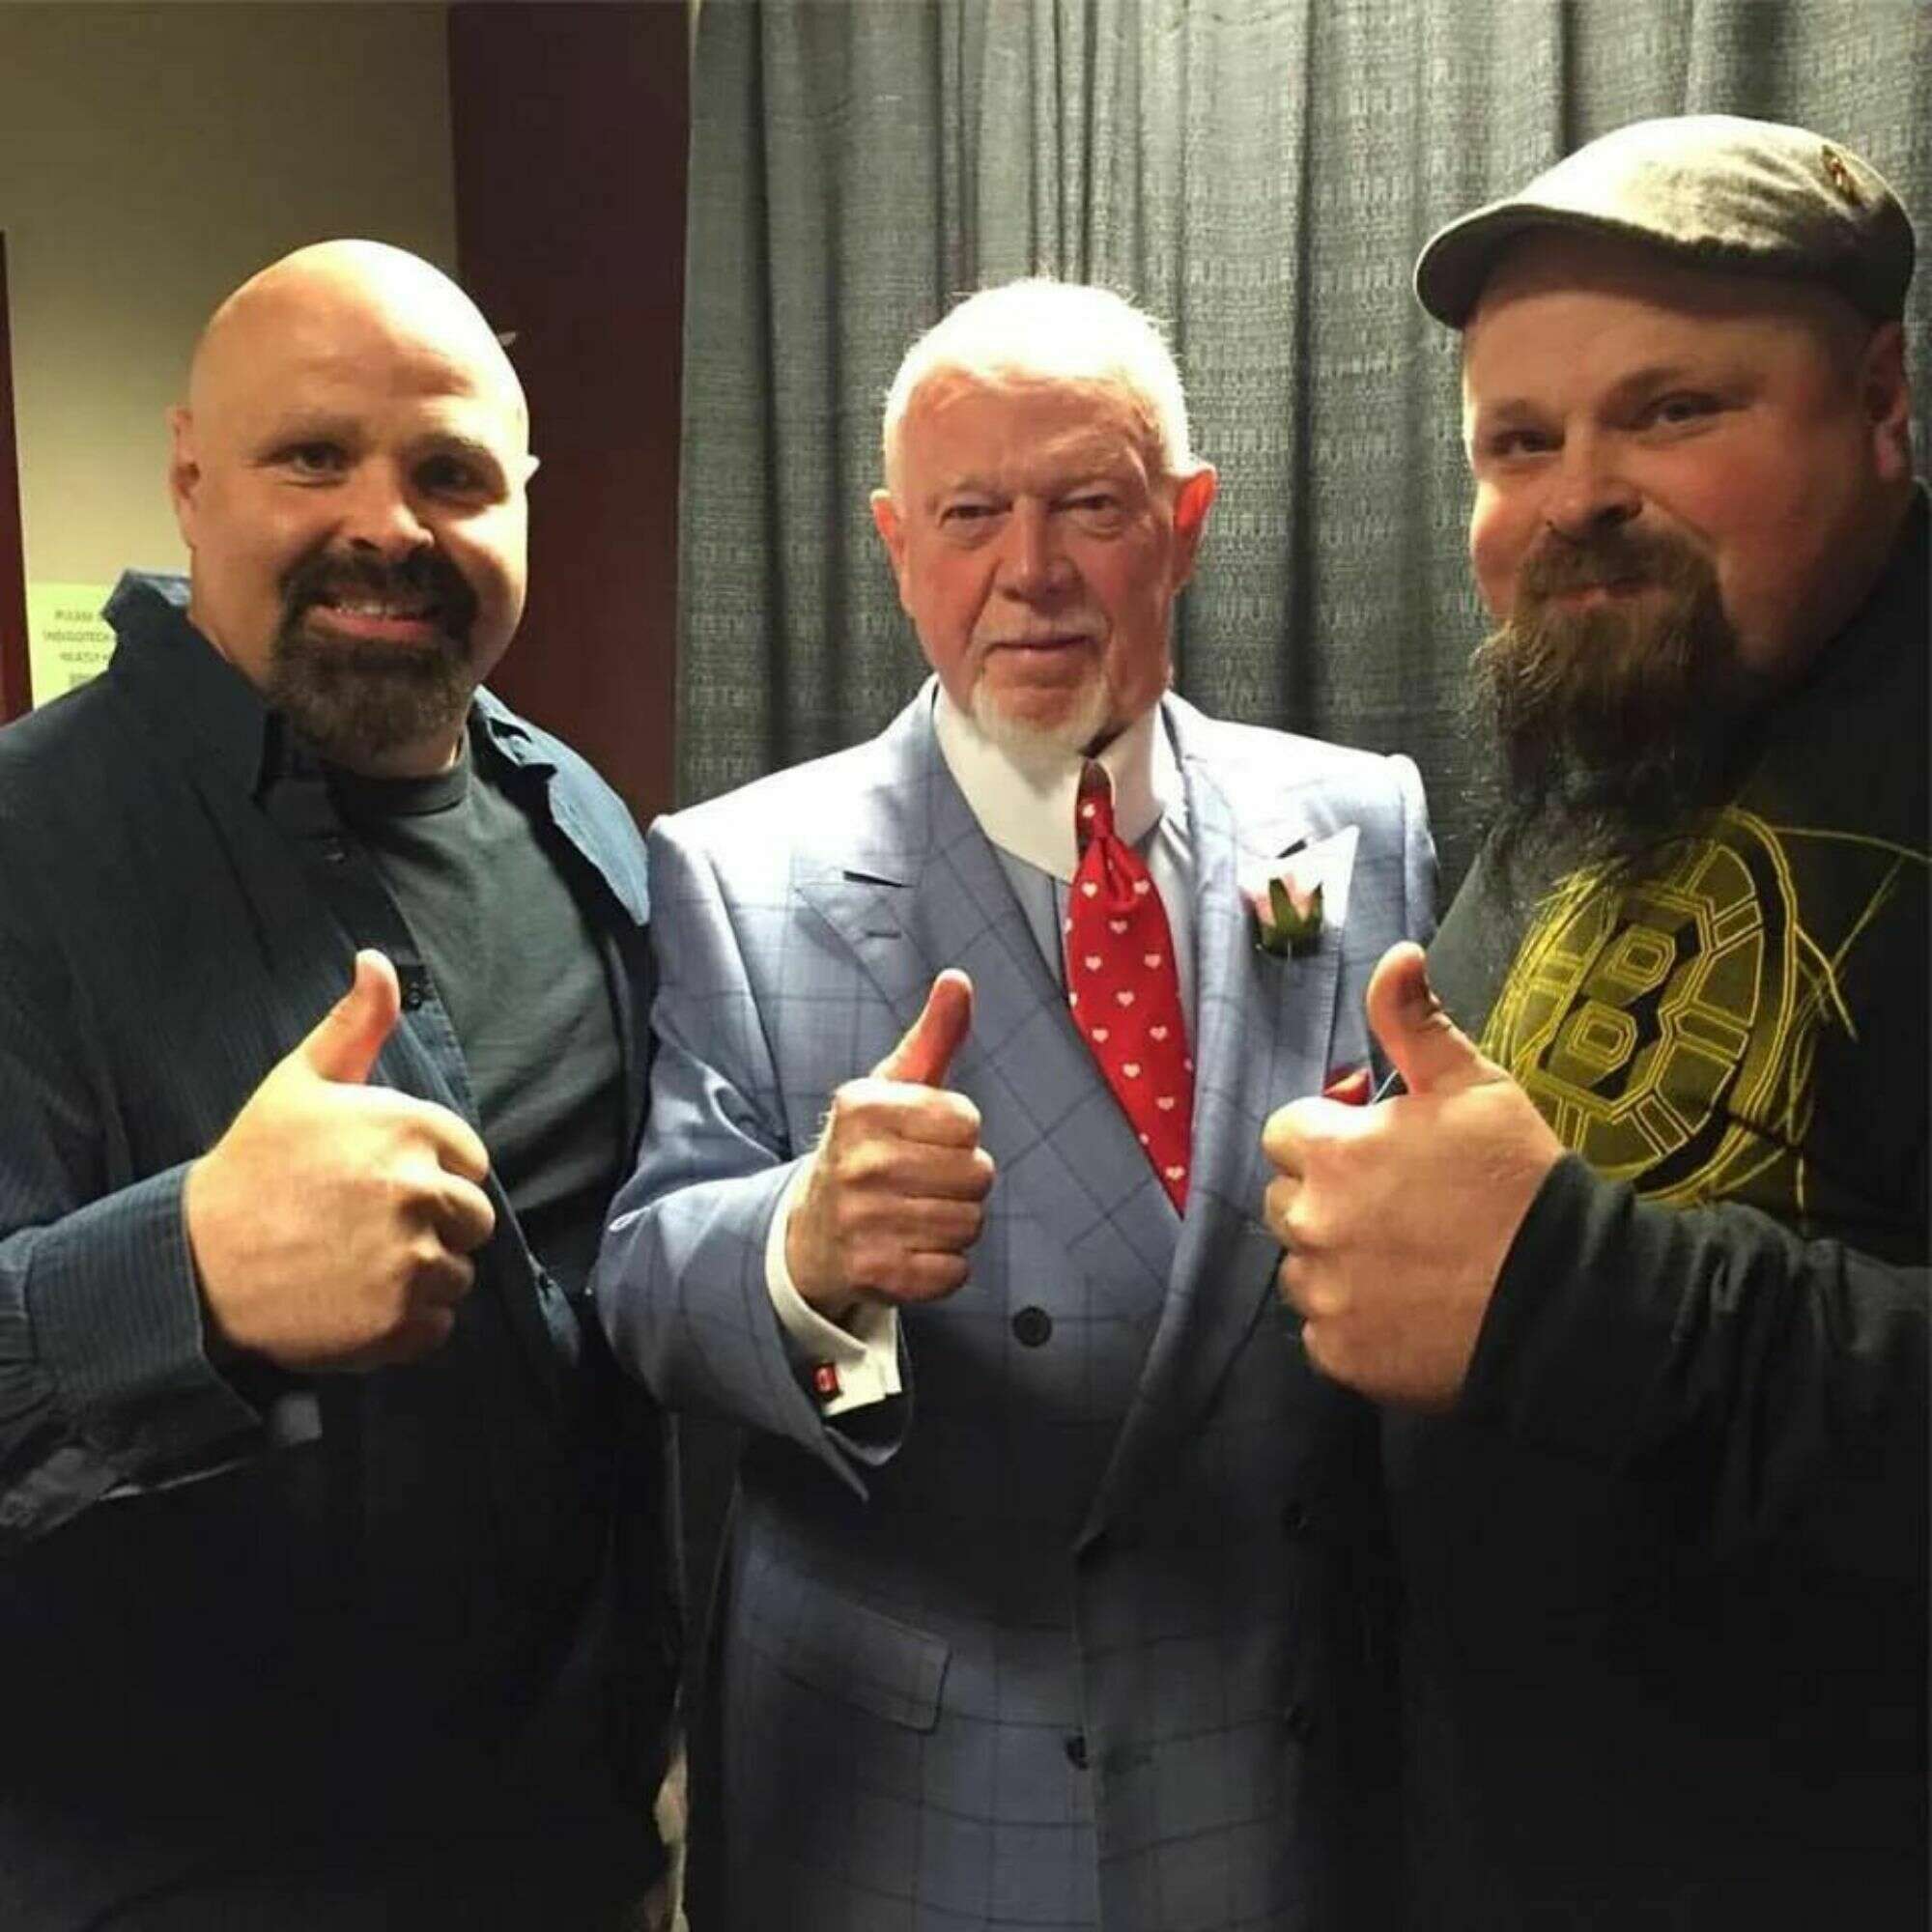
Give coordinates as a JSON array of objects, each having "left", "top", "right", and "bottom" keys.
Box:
[{"left": 968, "top": 673, "right": 1115, "bottom": 760}]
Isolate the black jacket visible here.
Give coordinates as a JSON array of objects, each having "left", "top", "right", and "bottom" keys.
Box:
[{"left": 1393, "top": 495, "right": 1928, "bottom": 1930}]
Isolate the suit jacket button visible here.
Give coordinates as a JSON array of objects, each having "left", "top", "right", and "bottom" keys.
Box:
[
  {"left": 1282, "top": 1701, "right": 1315, "bottom": 1743},
  {"left": 1011, "top": 1306, "right": 1053, "bottom": 1347},
  {"left": 1064, "top": 1731, "right": 1089, "bottom": 1769},
  {"left": 1280, "top": 1497, "right": 1309, "bottom": 1536}
]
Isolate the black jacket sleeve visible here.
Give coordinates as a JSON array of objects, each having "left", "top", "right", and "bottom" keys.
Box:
[{"left": 1462, "top": 1152, "right": 1927, "bottom": 1580}]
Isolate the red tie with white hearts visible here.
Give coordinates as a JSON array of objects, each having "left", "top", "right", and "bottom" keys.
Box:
[{"left": 1065, "top": 765, "right": 1195, "bottom": 1210}]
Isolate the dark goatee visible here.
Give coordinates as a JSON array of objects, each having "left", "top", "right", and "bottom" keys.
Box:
[
  {"left": 1471, "top": 522, "right": 1771, "bottom": 897},
  {"left": 266, "top": 545, "right": 480, "bottom": 770}
]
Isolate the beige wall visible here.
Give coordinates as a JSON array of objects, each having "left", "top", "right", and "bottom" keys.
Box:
[{"left": 0, "top": 2, "right": 455, "bottom": 584}]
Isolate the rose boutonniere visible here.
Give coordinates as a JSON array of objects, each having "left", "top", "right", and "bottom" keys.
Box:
[
  {"left": 1251, "top": 872, "right": 1323, "bottom": 958},
  {"left": 1241, "top": 828, "right": 1357, "bottom": 961}
]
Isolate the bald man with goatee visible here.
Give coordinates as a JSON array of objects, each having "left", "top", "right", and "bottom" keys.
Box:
[{"left": 0, "top": 242, "right": 674, "bottom": 1929}]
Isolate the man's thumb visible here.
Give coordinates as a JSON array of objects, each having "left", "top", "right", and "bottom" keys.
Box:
[
  {"left": 298, "top": 950, "right": 402, "bottom": 1085},
  {"left": 1364, "top": 942, "right": 1489, "bottom": 1097},
  {"left": 874, "top": 969, "right": 974, "bottom": 1087}
]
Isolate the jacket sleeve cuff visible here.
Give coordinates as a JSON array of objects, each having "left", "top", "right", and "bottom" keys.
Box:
[
  {"left": 1458, "top": 1151, "right": 1674, "bottom": 1465},
  {"left": 27, "top": 1164, "right": 262, "bottom": 1479},
  {"left": 764, "top": 1165, "right": 903, "bottom": 1414}
]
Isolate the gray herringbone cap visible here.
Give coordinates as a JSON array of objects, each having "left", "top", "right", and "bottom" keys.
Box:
[{"left": 1415, "top": 114, "right": 1916, "bottom": 328}]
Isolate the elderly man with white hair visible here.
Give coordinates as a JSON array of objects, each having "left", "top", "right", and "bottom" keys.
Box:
[{"left": 596, "top": 279, "right": 1436, "bottom": 1930}]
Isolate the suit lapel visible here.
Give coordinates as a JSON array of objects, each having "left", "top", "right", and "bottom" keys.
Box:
[
  {"left": 797, "top": 694, "right": 1177, "bottom": 1304},
  {"left": 1080, "top": 701, "right": 1350, "bottom": 1547},
  {"left": 795, "top": 692, "right": 1371, "bottom": 1546}
]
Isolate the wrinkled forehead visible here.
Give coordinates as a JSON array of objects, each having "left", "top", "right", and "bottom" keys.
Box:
[{"left": 900, "top": 367, "right": 1164, "bottom": 474}]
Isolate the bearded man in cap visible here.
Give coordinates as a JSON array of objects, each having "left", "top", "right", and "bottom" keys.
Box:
[{"left": 1260, "top": 117, "right": 1925, "bottom": 1927}]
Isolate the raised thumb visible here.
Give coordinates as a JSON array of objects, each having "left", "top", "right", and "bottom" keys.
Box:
[
  {"left": 874, "top": 969, "right": 974, "bottom": 1087},
  {"left": 298, "top": 950, "right": 402, "bottom": 1086},
  {"left": 1364, "top": 941, "right": 1489, "bottom": 1098}
]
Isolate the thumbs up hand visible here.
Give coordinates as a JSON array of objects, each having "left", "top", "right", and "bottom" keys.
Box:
[
  {"left": 872, "top": 969, "right": 974, "bottom": 1088},
  {"left": 787, "top": 970, "right": 996, "bottom": 1323},
  {"left": 185, "top": 951, "right": 497, "bottom": 1370},
  {"left": 1259, "top": 942, "right": 1564, "bottom": 1408}
]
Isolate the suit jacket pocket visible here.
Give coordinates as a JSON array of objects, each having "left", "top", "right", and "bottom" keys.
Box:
[{"left": 754, "top": 1567, "right": 951, "bottom": 1733}]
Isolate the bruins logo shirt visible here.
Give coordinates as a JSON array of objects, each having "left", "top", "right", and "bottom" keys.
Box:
[
  {"left": 1433, "top": 492, "right": 1928, "bottom": 1267},
  {"left": 1481, "top": 804, "right": 1925, "bottom": 1257}
]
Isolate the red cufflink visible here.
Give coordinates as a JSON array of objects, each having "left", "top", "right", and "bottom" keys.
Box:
[
  {"left": 1321, "top": 1065, "right": 1373, "bottom": 1106},
  {"left": 810, "top": 1362, "right": 841, "bottom": 1402}
]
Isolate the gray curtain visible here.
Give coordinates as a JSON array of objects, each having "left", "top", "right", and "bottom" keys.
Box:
[{"left": 679, "top": 0, "right": 1931, "bottom": 892}]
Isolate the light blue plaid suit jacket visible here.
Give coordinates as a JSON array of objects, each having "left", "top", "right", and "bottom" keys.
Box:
[{"left": 598, "top": 686, "right": 1435, "bottom": 1930}]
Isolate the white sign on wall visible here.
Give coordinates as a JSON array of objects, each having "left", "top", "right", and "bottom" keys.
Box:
[{"left": 26, "top": 582, "right": 114, "bottom": 705}]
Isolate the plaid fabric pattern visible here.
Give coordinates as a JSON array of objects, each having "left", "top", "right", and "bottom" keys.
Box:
[{"left": 598, "top": 686, "right": 1437, "bottom": 1929}]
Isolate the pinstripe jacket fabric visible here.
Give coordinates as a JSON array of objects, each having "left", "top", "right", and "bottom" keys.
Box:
[{"left": 597, "top": 685, "right": 1435, "bottom": 1930}]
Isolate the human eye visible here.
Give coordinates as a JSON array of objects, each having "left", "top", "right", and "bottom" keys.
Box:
[
  {"left": 1637, "top": 391, "right": 1722, "bottom": 432},
  {"left": 274, "top": 440, "right": 347, "bottom": 480},
  {"left": 1060, "top": 487, "right": 1130, "bottom": 531},
  {"left": 417, "top": 449, "right": 499, "bottom": 500},
  {"left": 1482, "top": 425, "right": 1556, "bottom": 463},
  {"left": 938, "top": 497, "right": 1003, "bottom": 539}
]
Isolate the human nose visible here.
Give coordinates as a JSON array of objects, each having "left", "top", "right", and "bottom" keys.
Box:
[
  {"left": 335, "top": 462, "right": 433, "bottom": 561},
  {"left": 997, "top": 501, "right": 1073, "bottom": 600},
  {"left": 1542, "top": 433, "right": 1640, "bottom": 543}
]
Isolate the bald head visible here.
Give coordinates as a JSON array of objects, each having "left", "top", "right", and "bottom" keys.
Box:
[
  {"left": 188, "top": 241, "right": 527, "bottom": 440},
  {"left": 168, "top": 241, "right": 535, "bottom": 776}
]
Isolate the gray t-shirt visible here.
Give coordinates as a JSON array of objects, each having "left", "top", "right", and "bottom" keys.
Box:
[{"left": 327, "top": 733, "right": 625, "bottom": 1296}]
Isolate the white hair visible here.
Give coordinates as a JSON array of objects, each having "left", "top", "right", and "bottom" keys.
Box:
[{"left": 880, "top": 278, "right": 1195, "bottom": 488}]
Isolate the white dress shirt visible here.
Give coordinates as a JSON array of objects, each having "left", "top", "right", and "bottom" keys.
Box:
[{"left": 766, "top": 685, "right": 1197, "bottom": 1413}]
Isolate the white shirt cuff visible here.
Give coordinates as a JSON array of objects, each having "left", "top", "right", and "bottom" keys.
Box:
[{"left": 764, "top": 1163, "right": 903, "bottom": 1414}]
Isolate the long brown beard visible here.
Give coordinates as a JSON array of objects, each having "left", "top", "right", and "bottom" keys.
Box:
[
  {"left": 266, "top": 546, "right": 480, "bottom": 769},
  {"left": 1472, "top": 523, "right": 1770, "bottom": 894}
]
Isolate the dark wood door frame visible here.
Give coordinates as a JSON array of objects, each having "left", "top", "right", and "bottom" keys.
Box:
[{"left": 447, "top": 1, "right": 688, "bottom": 830}]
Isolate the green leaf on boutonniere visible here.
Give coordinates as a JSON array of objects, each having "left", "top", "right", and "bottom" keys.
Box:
[{"left": 1257, "top": 878, "right": 1323, "bottom": 958}]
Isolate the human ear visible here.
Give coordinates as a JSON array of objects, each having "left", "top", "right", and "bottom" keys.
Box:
[
  {"left": 165, "top": 406, "right": 205, "bottom": 545},
  {"left": 1170, "top": 465, "right": 1218, "bottom": 584},
  {"left": 1858, "top": 321, "right": 1912, "bottom": 483},
  {"left": 870, "top": 488, "right": 917, "bottom": 612}
]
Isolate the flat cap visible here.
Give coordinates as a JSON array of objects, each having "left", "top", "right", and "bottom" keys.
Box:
[{"left": 1415, "top": 114, "right": 1916, "bottom": 327}]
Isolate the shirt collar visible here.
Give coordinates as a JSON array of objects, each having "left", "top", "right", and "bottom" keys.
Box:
[
  {"left": 931, "top": 684, "right": 1179, "bottom": 882},
  {"left": 100, "top": 569, "right": 533, "bottom": 799},
  {"left": 103, "top": 571, "right": 277, "bottom": 795}
]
